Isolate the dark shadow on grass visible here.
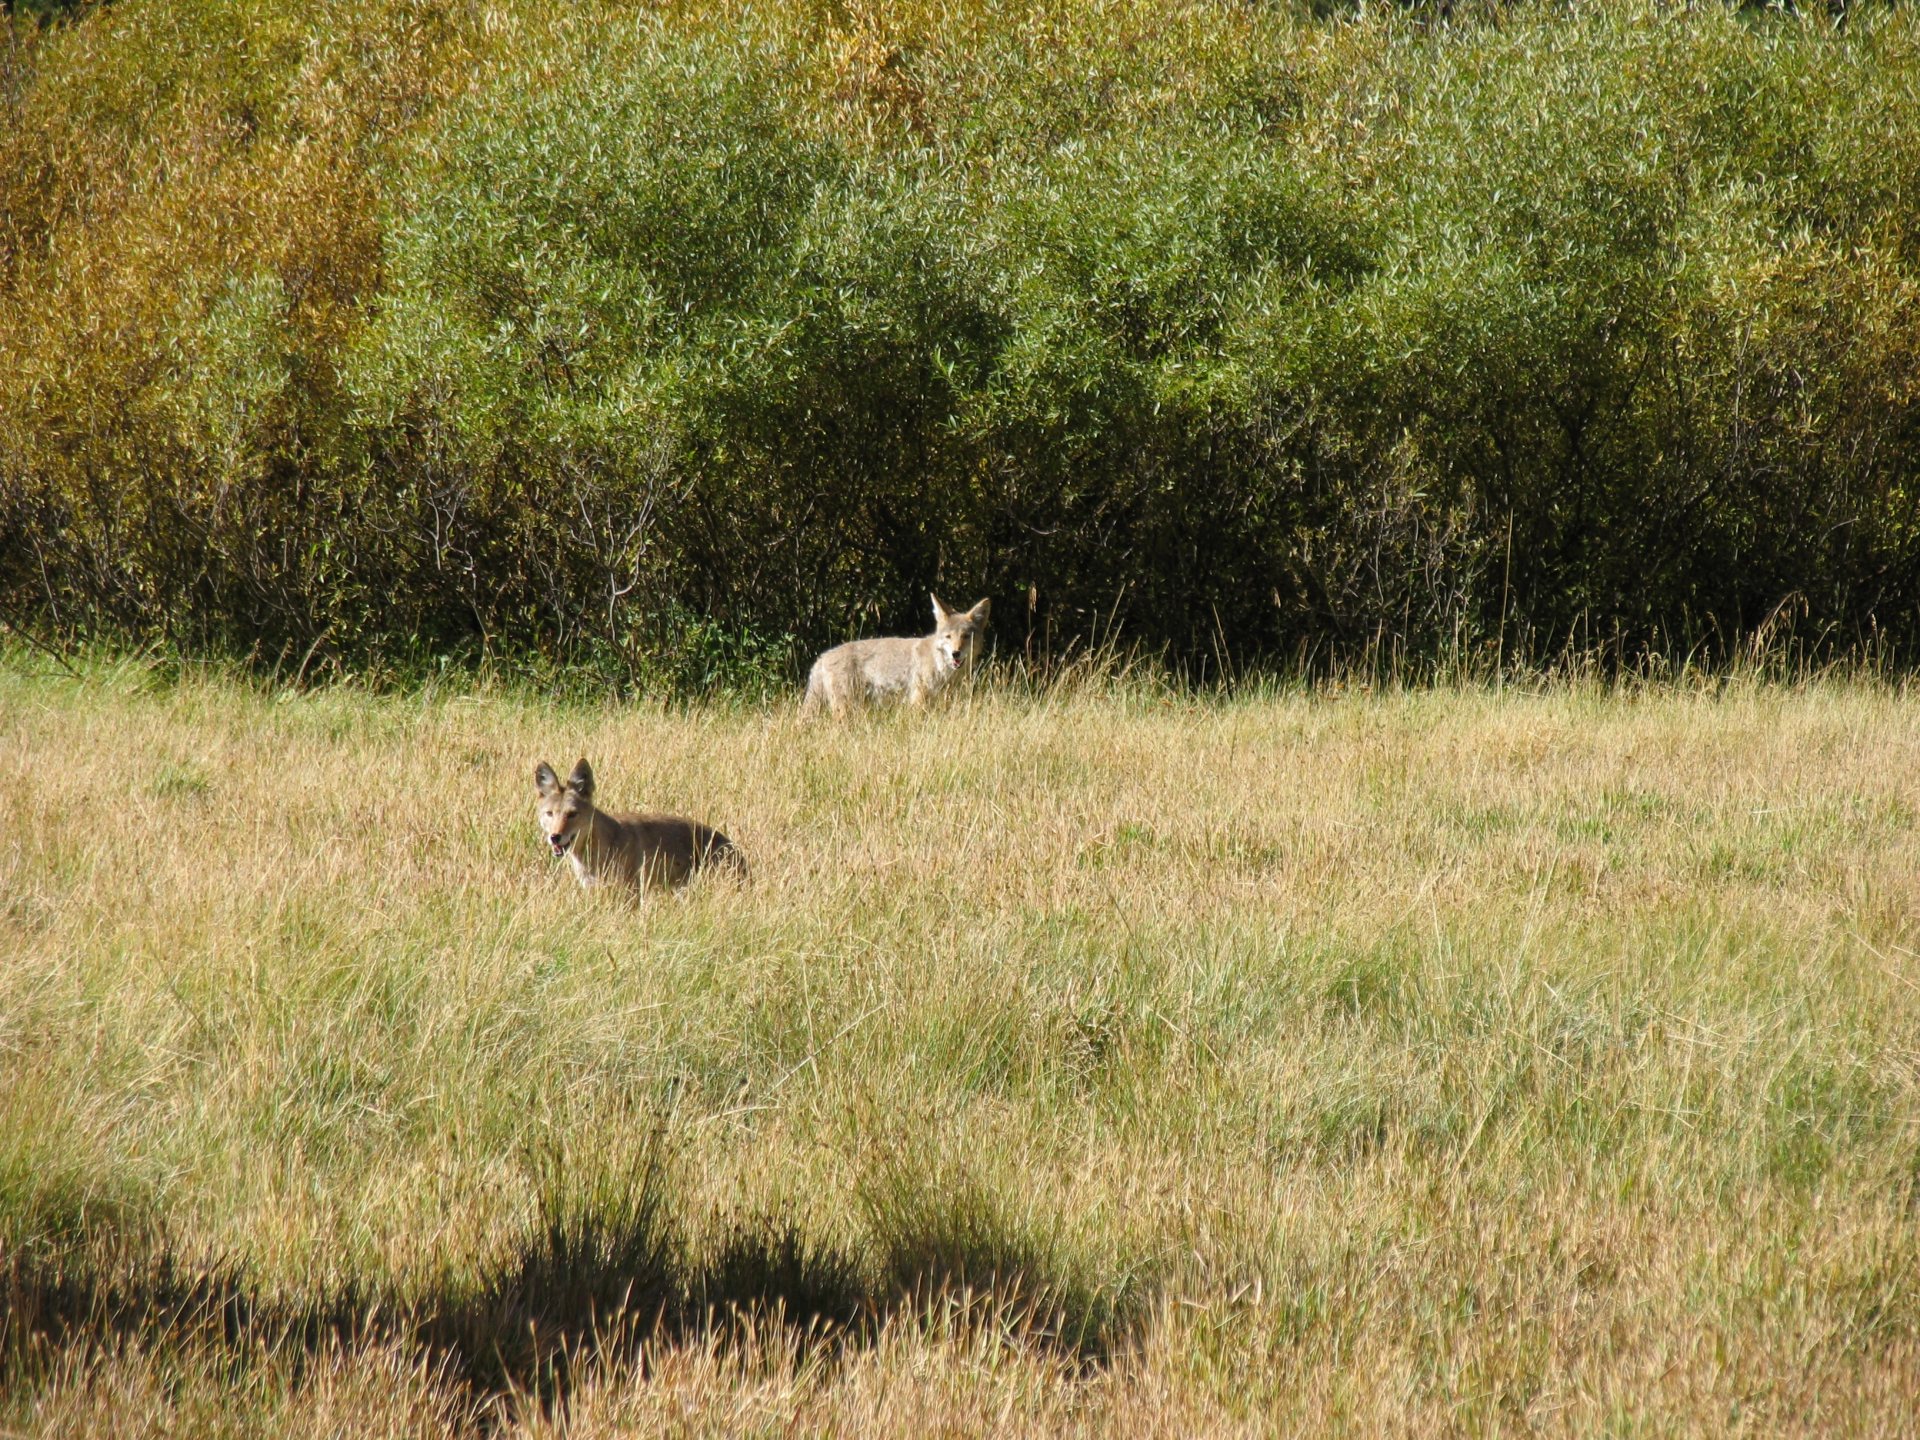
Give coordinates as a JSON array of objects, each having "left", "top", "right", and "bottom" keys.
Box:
[
  {"left": 1, "top": 1145, "right": 1150, "bottom": 1417},
  {"left": 693, "top": 1216, "right": 871, "bottom": 1336},
  {"left": 857, "top": 1150, "right": 1151, "bottom": 1369}
]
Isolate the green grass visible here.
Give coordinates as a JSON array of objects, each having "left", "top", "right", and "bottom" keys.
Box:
[{"left": 3, "top": 654, "right": 1918, "bottom": 1432}]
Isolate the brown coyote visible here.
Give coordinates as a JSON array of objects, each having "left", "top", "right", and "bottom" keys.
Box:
[
  {"left": 802, "top": 594, "right": 991, "bottom": 716},
  {"left": 533, "top": 758, "right": 744, "bottom": 895}
]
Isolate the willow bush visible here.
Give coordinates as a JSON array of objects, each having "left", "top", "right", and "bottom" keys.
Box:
[{"left": 3, "top": 0, "right": 1917, "bottom": 686}]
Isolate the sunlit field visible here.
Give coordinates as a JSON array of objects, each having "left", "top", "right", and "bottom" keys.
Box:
[{"left": 3, "top": 656, "right": 1918, "bottom": 1434}]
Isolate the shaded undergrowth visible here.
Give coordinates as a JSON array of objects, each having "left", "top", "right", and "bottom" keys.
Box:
[{"left": 1, "top": 1138, "right": 1149, "bottom": 1420}]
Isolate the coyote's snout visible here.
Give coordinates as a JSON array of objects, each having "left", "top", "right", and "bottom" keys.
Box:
[
  {"left": 534, "top": 757, "right": 744, "bottom": 895},
  {"left": 802, "top": 593, "right": 990, "bottom": 717}
]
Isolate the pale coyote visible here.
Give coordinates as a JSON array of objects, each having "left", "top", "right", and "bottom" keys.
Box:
[
  {"left": 534, "top": 758, "right": 744, "bottom": 894},
  {"left": 803, "top": 594, "right": 991, "bottom": 716}
]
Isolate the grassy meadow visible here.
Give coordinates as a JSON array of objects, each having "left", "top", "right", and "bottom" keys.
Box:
[{"left": 4, "top": 655, "right": 1919, "bottom": 1433}]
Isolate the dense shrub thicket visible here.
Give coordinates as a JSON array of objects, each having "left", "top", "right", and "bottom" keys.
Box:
[{"left": 3, "top": 0, "right": 1918, "bottom": 686}]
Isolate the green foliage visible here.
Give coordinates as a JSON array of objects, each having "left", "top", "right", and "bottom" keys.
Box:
[{"left": 4, "top": 0, "right": 1920, "bottom": 687}]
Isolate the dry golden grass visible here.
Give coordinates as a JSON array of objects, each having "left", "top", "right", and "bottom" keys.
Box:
[{"left": 3, "top": 656, "right": 1919, "bottom": 1435}]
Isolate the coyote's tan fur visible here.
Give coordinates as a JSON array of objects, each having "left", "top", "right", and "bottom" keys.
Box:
[
  {"left": 534, "top": 758, "right": 743, "bottom": 895},
  {"left": 802, "top": 593, "right": 991, "bottom": 716}
]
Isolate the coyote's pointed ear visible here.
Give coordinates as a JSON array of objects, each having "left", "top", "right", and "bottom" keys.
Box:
[
  {"left": 566, "top": 758, "right": 595, "bottom": 800},
  {"left": 534, "top": 761, "right": 561, "bottom": 796},
  {"left": 931, "top": 592, "right": 951, "bottom": 623},
  {"left": 968, "top": 597, "right": 991, "bottom": 624}
]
